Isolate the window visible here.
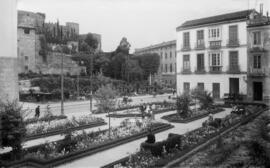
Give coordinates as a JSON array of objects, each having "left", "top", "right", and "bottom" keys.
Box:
[
  {"left": 24, "top": 65, "right": 29, "bottom": 71},
  {"left": 183, "top": 55, "right": 190, "bottom": 70},
  {"left": 208, "top": 27, "right": 221, "bottom": 39},
  {"left": 253, "top": 31, "right": 261, "bottom": 45},
  {"left": 175, "top": 63, "right": 177, "bottom": 72},
  {"left": 161, "top": 64, "right": 163, "bottom": 72},
  {"left": 165, "top": 64, "right": 168, "bottom": 72},
  {"left": 175, "top": 51, "right": 177, "bottom": 58},
  {"left": 197, "top": 54, "right": 204, "bottom": 71},
  {"left": 197, "top": 30, "right": 204, "bottom": 45},
  {"left": 197, "top": 83, "right": 204, "bottom": 91},
  {"left": 254, "top": 55, "right": 261, "bottom": 69},
  {"left": 229, "top": 25, "right": 238, "bottom": 41},
  {"left": 183, "top": 82, "right": 190, "bottom": 93},
  {"left": 210, "top": 53, "right": 221, "bottom": 66},
  {"left": 170, "top": 52, "right": 172, "bottom": 58},
  {"left": 160, "top": 52, "right": 163, "bottom": 59},
  {"left": 165, "top": 53, "right": 167, "bottom": 59},
  {"left": 170, "top": 64, "right": 173, "bottom": 72},
  {"left": 24, "top": 28, "right": 30, "bottom": 34},
  {"left": 25, "top": 56, "right": 29, "bottom": 61},
  {"left": 183, "top": 32, "right": 190, "bottom": 48}
]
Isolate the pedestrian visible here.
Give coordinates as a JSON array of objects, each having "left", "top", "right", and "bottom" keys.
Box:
[
  {"left": 35, "top": 105, "right": 40, "bottom": 118},
  {"left": 145, "top": 128, "right": 155, "bottom": 144}
]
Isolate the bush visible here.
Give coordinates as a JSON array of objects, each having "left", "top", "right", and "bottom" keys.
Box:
[
  {"left": 57, "top": 132, "right": 77, "bottom": 153},
  {"left": 0, "top": 101, "right": 26, "bottom": 158},
  {"left": 176, "top": 94, "right": 191, "bottom": 118},
  {"left": 191, "top": 88, "right": 213, "bottom": 110}
]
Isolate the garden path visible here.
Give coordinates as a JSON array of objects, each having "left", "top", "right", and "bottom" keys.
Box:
[{"left": 56, "top": 108, "right": 231, "bottom": 168}]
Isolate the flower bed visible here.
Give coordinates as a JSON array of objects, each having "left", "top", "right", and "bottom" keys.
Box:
[
  {"left": 107, "top": 104, "right": 176, "bottom": 118},
  {"left": 93, "top": 101, "right": 175, "bottom": 114},
  {"left": 161, "top": 107, "right": 224, "bottom": 123},
  {"left": 102, "top": 105, "right": 267, "bottom": 168},
  {"left": 24, "top": 115, "right": 67, "bottom": 125},
  {"left": 25, "top": 115, "right": 106, "bottom": 141},
  {"left": 178, "top": 109, "right": 270, "bottom": 167},
  {"left": 0, "top": 120, "right": 173, "bottom": 168}
]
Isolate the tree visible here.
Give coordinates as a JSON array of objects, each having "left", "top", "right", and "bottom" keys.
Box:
[
  {"left": 176, "top": 93, "right": 191, "bottom": 118},
  {"left": 84, "top": 33, "right": 98, "bottom": 52},
  {"left": 95, "top": 84, "right": 117, "bottom": 139},
  {"left": 191, "top": 88, "right": 213, "bottom": 110},
  {"left": 0, "top": 101, "right": 26, "bottom": 159},
  {"left": 135, "top": 53, "right": 160, "bottom": 80}
]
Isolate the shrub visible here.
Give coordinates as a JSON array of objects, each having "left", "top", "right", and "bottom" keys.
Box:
[
  {"left": 0, "top": 101, "right": 26, "bottom": 158},
  {"left": 176, "top": 94, "right": 191, "bottom": 118}
]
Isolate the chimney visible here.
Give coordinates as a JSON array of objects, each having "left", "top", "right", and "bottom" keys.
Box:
[{"left": 260, "top": 3, "right": 263, "bottom": 15}]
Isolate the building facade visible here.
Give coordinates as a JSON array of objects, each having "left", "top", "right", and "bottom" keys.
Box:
[
  {"left": 176, "top": 10, "right": 254, "bottom": 99},
  {"left": 134, "top": 40, "right": 177, "bottom": 86},
  {"left": 247, "top": 12, "right": 270, "bottom": 104}
]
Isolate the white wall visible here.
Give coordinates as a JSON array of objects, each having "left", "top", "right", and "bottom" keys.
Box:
[{"left": 176, "top": 20, "right": 248, "bottom": 96}]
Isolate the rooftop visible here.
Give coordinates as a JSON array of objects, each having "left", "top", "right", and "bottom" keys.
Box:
[
  {"left": 134, "top": 40, "right": 176, "bottom": 53},
  {"left": 177, "top": 9, "right": 254, "bottom": 30}
]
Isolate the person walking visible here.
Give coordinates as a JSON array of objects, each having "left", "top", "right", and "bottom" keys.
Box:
[{"left": 35, "top": 105, "right": 40, "bottom": 118}]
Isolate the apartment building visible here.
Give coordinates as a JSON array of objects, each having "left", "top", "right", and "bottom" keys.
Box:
[
  {"left": 134, "top": 40, "right": 176, "bottom": 86},
  {"left": 176, "top": 10, "right": 255, "bottom": 99},
  {"left": 247, "top": 11, "right": 270, "bottom": 104}
]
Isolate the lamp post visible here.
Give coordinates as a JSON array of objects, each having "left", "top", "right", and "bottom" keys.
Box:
[
  {"left": 89, "top": 52, "right": 93, "bottom": 113},
  {"left": 60, "top": 46, "right": 64, "bottom": 116}
]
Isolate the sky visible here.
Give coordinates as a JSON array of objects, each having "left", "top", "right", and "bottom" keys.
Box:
[{"left": 17, "top": 0, "right": 270, "bottom": 52}]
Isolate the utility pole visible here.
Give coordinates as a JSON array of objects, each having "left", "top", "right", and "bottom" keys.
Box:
[
  {"left": 61, "top": 51, "right": 64, "bottom": 115},
  {"left": 90, "top": 53, "right": 93, "bottom": 113}
]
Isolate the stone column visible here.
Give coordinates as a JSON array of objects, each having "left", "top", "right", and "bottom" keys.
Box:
[{"left": 0, "top": 0, "right": 18, "bottom": 102}]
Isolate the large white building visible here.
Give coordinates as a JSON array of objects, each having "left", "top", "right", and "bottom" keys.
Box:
[{"left": 176, "top": 10, "right": 255, "bottom": 99}]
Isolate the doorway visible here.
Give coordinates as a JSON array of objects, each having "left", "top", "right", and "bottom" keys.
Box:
[
  {"left": 212, "top": 83, "right": 220, "bottom": 99},
  {"left": 253, "top": 82, "right": 263, "bottom": 101},
  {"left": 229, "top": 78, "right": 239, "bottom": 95}
]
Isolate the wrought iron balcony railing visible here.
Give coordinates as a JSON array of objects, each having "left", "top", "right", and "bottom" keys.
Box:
[
  {"left": 181, "top": 44, "right": 191, "bottom": 51},
  {"left": 226, "top": 65, "right": 241, "bottom": 74},
  {"left": 181, "top": 67, "right": 192, "bottom": 74},
  {"left": 209, "top": 66, "right": 223, "bottom": 74},
  {"left": 227, "top": 39, "right": 240, "bottom": 47},
  {"left": 194, "top": 67, "right": 206, "bottom": 74},
  {"left": 195, "top": 41, "right": 205, "bottom": 50},
  {"left": 209, "top": 41, "right": 222, "bottom": 50},
  {"left": 248, "top": 67, "right": 267, "bottom": 77}
]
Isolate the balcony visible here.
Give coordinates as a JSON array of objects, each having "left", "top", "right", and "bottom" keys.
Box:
[
  {"left": 249, "top": 44, "right": 266, "bottom": 53},
  {"left": 181, "top": 45, "right": 191, "bottom": 52},
  {"left": 209, "top": 66, "right": 223, "bottom": 74},
  {"left": 248, "top": 67, "right": 267, "bottom": 77},
  {"left": 209, "top": 41, "right": 222, "bottom": 50},
  {"left": 194, "top": 67, "right": 206, "bottom": 74},
  {"left": 195, "top": 41, "right": 205, "bottom": 50},
  {"left": 227, "top": 39, "right": 240, "bottom": 48},
  {"left": 226, "top": 65, "right": 241, "bottom": 74},
  {"left": 181, "top": 68, "right": 192, "bottom": 74}
]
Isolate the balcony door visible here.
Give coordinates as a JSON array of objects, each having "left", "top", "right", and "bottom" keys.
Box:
[
  {"left": 229, "top": 25, "right": 238, "bottom": 42},
  {"left": 212, "top": 83, "right": 220, "bottom": 99},
  {"left": 197, "top": 54, "right": 204, "bottom": 71}
]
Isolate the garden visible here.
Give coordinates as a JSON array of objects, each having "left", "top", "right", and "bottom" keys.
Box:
[
  {"left": 162, "top": 90, "right": 224, "bottom": 123},
  {"left": 178, "top": 108, "right": 270, "bottom": 167},
  {"left": 24, "top": 115, "right": 106, "bottom": 140},
  {"left": 101, "top": 104, "right": 267, "bottom": 168},
  {"left": 0, "top": 118, "right": 173, "bottom": 167}
]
